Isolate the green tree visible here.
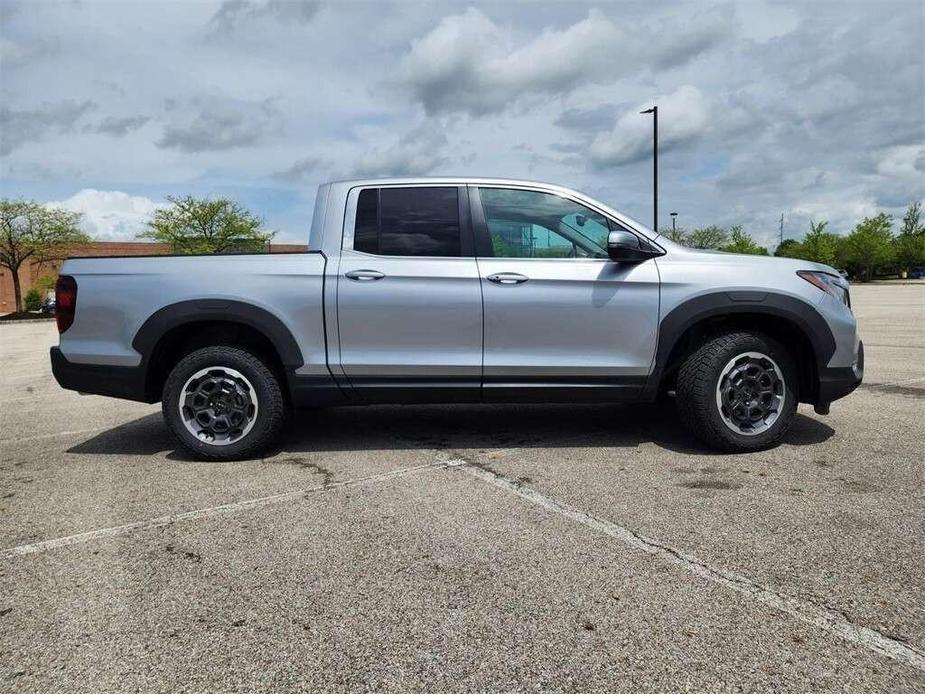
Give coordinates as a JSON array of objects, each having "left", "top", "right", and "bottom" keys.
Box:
[
  {"left": 33, "top": 272, "right": 57, "bottom": 294},
  {"left": 0, "top": 200, "right": 89, "bottom": 312},
  {"left": 774, "top": 238, "right": 803, "bottom": 258},
  {"left": 841, "top": 213, "right": 894, "bottom": 281},
  {"left": 686, "top": 225, "right": 728, "bottom": 249},
  {"left": 894, "top": 202, "right": 925, "bottom": 272},
  {"left": 659, "top": 225, "right": 688, "bottom": 244},
  {"left": 798, "top": 220, "right": 840, "bottom": 266},
  {"left": 139, "top": 196, "right": 274, "bottom": 254},
  {"left": 721, "top": 225, "right": 768, "bottom": 255}
]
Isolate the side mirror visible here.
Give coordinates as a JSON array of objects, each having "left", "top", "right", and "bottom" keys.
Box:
[{"left": 607, "top": 230, "right": 659, "bottom": 263}]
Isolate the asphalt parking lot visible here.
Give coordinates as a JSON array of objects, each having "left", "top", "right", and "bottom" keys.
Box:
[{"left": 1, "top": 283, "right": 923, "bottom": 692}]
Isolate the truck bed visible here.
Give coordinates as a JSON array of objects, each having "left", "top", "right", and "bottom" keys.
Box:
[{"left": 57, "top": 252, "right": 328, "bottom": 373}]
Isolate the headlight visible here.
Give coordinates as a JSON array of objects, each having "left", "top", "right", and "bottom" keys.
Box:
[{"left": 797, "top": 270, "right": 850, "bottom": 308}]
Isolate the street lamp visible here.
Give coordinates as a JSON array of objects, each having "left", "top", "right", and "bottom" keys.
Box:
[
  {"left": 670, "top": 212, "right": 678, "bottom": 234},
  {"left": 640, "top": 105, "right": 657, "bottom": 232}
]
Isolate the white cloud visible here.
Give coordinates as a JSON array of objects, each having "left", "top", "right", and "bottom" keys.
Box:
[
  {"left": 158, "top": 97, "right": 283, "bottom": 153},
  {"left": 789, "top": 194, "right": 880, "bottom": 234},
  {"left": 0, "top": 100, "right": 94, "bottom": 155},
  {"left": 876, "top": 144, "right": 925, "bottom": 179},
  {"left": 348, "top": 123, "right": 449, "bottom": 178},
  {"left": 47, "top": 189, "right": 166, "bottom": 241},
  {"left": 208, "top": 0, "right": 321, "bottom": 35},
  {"left": 590, "top": 85, "right": 713, "bottom": 167},
  {"left": 399, "top": 9, "right": 728, "bottom": 116},
  {"left": 734, "top": 0, "right": 799, "bottom": 42}
]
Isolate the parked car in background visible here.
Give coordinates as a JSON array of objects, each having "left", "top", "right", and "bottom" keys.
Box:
[
  {"left": 41, "top": 292, "right": 56, "bottom": 315},
  {"left": 50, "top": 178, "right": 863, "bottom": 459}
]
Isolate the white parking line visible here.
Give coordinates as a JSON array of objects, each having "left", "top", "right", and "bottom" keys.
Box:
[
  {"left": 450, "top": 459, "right": 925, "bottom": 672},
  {"left": 2, "top": 460, "right": 450, "bottom": 558}
]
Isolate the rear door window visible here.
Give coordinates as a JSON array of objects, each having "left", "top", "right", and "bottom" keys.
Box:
[{"left": 353, "top": 187, "right": 461, "bottom": 257}]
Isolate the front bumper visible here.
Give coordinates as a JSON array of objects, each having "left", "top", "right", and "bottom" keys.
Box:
[
  {"left": 816, "top": 340, "right": 864, "bottom": 406},
  {"left": 51, "top": 347, "right": 153, "bottom": 403}
]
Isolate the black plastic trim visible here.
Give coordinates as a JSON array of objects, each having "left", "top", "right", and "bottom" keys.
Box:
[
  {"left": 342, "top": 374, "right": 648, "bottom": 404},
  {"left": 817, "top": 340, "right": 864, "bottom": 405},
  {"left": 467, "top": 186, "right": 495, "bottom": 258},
  {"left": 458, "top": 185, "right": 475, "bottom": 258},
  {"left": 647, "top": 292, "right": 838, "bottom": 400},
  {"left": 51, "top": 347, "right": 153, "bottom": 403},
  {"left": 288, "top": 373, "right": 349, "bottom": 407},
  {"left": 133, "top": 299, "right": 304, "bottom": 369},
  {"left": 343, "top": 375, "right": 479, "bottom": 404}
]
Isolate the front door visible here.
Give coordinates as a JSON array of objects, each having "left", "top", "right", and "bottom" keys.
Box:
[
  {"left": 336, "top": 185, "right": 483, "bottom": 402},
  {"left": 470, "top": 185, "right": 660, "bottom": 401}
]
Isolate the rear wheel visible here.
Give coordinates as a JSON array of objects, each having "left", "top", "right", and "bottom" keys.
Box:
[
  {"left": 676, "top": 331, "right": 797, "bottom": 452},
  {"left": 162, "top": 346, "right": 286, "bottom": 460}
]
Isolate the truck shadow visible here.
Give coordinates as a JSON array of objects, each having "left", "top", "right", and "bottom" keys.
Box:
[{"left": 67, "top": 403, "right": 835, "bottom": 459}]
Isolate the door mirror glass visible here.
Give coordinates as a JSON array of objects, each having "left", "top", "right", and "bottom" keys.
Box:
[{"left": 608, "top": 230, "right": 658, "bottom": 262}]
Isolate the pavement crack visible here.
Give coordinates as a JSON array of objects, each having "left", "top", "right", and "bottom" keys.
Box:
[{"left": 263, "top": 457, "right": 335, "bottom": 486}]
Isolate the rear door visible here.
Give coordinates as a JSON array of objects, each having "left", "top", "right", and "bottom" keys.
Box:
[
  {"left": 336, "top": 185, "right": 483, "bottom": 401},
  {"left": 470, "top": 185, "right": 660, "bottom": 401}
]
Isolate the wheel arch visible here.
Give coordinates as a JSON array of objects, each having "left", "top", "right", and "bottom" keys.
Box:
[
  {"left": 650, "top": 292, "right": 835, "bottom": 405},
  {"left": 134, "top": 299, "right": 303, "bottom": 402}
]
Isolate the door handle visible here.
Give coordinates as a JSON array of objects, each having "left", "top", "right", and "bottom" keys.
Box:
[
  {"left": 345, "top": 269, "right": 385, "bottom": 281},
  {"left": 487, "top": 272, "right": 529, "bottom": 285}
]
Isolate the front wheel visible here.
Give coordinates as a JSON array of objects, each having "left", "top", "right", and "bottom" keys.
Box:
[
  {"left": 162, "top": 346, "right": 286, "bottom": 460},
  {"left": 676, "top": 331, "right": 797, "bottom": 452}
]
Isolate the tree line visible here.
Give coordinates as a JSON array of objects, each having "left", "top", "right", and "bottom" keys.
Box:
[{"left": 661, "top": 201, "right": 925, "bottom": 280}]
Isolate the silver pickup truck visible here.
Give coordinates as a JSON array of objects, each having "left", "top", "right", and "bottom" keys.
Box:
[{"left": 51, "top": 177, "right": 863, "bottom": 459}]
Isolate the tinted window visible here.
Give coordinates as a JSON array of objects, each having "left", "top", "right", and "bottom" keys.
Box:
[
  {"left": 478, "top": 188, "right": 615, "bottom": 259},
  {"left": 352, "top": 187, "right": 460, "bottom": 257}
]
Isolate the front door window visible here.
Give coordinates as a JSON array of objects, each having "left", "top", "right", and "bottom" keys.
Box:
[{"left": 478, "top": 188, "right": 614, "bottom": 259}]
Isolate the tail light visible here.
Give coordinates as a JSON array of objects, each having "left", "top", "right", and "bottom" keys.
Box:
[{"left": 55, "top": 275, "right": 77, "bottom": 333}]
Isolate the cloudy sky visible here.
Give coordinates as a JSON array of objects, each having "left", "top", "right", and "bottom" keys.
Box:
[{"left": 1, "top": 0, "right": 923, "bottom": 247}]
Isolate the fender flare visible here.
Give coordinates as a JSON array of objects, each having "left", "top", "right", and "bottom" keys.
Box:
[
  {"left": 132, "top": 299, "right": 304, "bottom": 369},
  {"left": 647, "top": 291, "right": 836, "bottom": 392}
]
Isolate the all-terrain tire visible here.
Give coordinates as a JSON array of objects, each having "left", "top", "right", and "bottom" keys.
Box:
[
  {"left": 162, "top": 346, "right": 286, "bottom": 461},
  {"left": 676, "top": 331, "right": 798, "bottom": 452}
]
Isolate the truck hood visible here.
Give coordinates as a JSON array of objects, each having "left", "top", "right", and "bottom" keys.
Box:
[{"left": 659, "top": 239, "right": 839, "bottom": 276}]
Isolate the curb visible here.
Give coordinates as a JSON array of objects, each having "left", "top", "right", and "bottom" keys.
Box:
[{"left": 0, "top": 316, "right": 56, "bottom": 325}]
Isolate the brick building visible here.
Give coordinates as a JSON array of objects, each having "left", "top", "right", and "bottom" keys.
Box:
[{"left": 0, "top": 241, "right": 307, "bottom": 314}]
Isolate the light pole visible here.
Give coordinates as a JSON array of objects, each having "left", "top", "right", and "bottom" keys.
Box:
[
  {"left": 670, "top": 212, "right": 678, "bottom": 234},
  {"left": 640, "top": 105, "right": 657, "bottom": 232}
]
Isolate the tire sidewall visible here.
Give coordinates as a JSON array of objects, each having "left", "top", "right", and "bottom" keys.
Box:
[
  {"left": 163, "top": 347, "right": 282, "bottom": 460},
  {"left": 703, "top": 334, "right": 798, "bottom": 450}
]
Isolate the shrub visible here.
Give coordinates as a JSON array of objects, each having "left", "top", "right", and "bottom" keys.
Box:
[{"left": 24, "top": 288, "right": 42, "bottom": 312}]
